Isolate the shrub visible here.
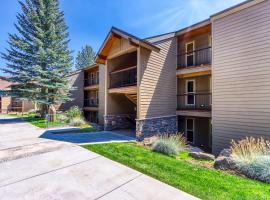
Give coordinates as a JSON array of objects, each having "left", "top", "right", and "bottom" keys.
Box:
[
  {"left": 69, "top": 117, "right": 86, "bottom": 127},
  {"left": 231, "top": 137, "right": 270, "bottom": 183},
  {"left": 152, "top": 133, "right": 187, "bottom": 156},
  {"left": 66, "top": 106, "right": 82, "bottom": 119},
  {"left": 57, "top": 113, "right": 69, "bottom": 123},
  {"left": 28, "top": 109, "right": 37, "bottom": 114}
]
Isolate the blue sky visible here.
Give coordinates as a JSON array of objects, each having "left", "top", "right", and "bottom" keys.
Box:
[{"left": 0, "top": 0, "right": 244, "bottom": 74}]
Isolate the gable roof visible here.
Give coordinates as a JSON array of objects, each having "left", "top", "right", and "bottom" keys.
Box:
[
  {"left": 96, "top": 27, "right": 160, "bottom": 64},
  {"left": 0, "top": 77, "right": 13, "bottom": 90},
  {"left": 144, "top": 32, "right": 176, "bottom": 43},
  {"left": 83, "top": 63, "right": 99, "bottom": 71}
]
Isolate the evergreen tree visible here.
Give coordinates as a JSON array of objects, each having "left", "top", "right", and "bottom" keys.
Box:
[
  {"left": 1, "top": 0, "right": 72, "bottom": 117},
  {"left": 75, "top": 45, "right": 95, "bottom": 70}
]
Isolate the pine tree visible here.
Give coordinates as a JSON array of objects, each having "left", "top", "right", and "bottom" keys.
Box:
[
  {"left": 75, "top": 45, "right": 95, "bottom": 70},
  {"left": 1, "top": 0, "right": 73, "bottom": 117}
]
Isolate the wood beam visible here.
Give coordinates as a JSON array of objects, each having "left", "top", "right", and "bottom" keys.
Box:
[
  {"left": 112, "top": 32, "right": 122, "bottom": 40},
  {"left": 178, "top": 70, "right": 211, "bottom": 78},
  {"left": 129, "top": 38, "right": 139, "bottom": 48},
  {"left": 97, "top": 54, "right": 107, "bottom": 60}
]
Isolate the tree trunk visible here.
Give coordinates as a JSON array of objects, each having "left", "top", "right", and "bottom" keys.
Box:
[
  {"left": 34, "top": 103, "right": 38, "bottom": 111},
  {"left": 49, "top": 105, "right": 57, "bottom": 122},
  {"left": 40, "top": 104, "right": 49, "bottom": 118}
]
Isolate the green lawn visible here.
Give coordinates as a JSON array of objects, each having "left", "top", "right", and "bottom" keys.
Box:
[
  {"left": 83, "top": 143, "right": 270, "bottom": 200},
  {"left": 9, "top": 113, "right": 97, "bottom": 131},
  {"left": 9, "top": 113, "right": 64, "bottom": 128}
]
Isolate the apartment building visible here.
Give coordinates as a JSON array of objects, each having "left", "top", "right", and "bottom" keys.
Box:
[
  {"left": 83, "top": 64, "right": 102, "bottom": 123},
  {"left": 70, "top": 0, "right": 269, "bottom": 154},
  {"left": 0, "top": 78, "right": 34, "bottom": 113},
  {"left": 63, "top": 64, "right": 105, "bottom": 124}
]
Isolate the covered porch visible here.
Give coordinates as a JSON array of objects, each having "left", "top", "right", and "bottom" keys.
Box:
[{"left": 178, "top": 116, "right": 212, "bottom": 152}]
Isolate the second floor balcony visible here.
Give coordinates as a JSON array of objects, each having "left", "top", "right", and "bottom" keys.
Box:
[
  {"left": 84, "top": 99, "right": 99, "bottom": 107},
  {"left": 109, "top": 66, "right": 137, "bottom": 88},
  {"left": 177, "top": 92, "right": 211, "bottom": 111},
  {"left": 84, "top": 78, "right": 99, "bottom": 87},
  {"left": 11, "top": 101, "right": 22, "bottom": 108},
  {"left": 177, "top": 47, "right": 212, "bottom": 69}
]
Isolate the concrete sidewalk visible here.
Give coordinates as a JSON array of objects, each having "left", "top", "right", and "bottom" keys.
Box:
[{"left": 0, "top": 115, "right": 198, "bottom": 200}]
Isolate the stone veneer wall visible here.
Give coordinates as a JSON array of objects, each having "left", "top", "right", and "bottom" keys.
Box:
[
  {"left": 136, "top": 115, "right": 177, "bottom": 140},
  {"left": 104, "top": 114, "right": 136, "bottom": 131}
]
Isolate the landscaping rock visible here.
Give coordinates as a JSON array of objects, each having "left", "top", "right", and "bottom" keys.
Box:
[
  {"left": 219, "top": 148, "right": 232, "bottom": 157},
  {"left": 142, "top": 136, "right": 158, "bottom": 146},
  {"left": 214, "top": 156, "right": 236, "bottom": 170},
  {"left": 189, "top": 152, "right": 215, "bottom": 161},
  {"left": 189, "top": 146, "right": 204, "bottom": 153}
]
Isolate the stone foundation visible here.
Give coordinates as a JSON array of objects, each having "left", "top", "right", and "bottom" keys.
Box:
[
  {"left": 136, "top": 115, "right": 177, "bottom": 140},
  {"left": 104, "top": 114, "right": 136, "bottom": 131}
]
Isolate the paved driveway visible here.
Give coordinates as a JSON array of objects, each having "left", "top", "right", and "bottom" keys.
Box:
[{"left": 0, "top": 115, "right": 198, "bottom": 200}]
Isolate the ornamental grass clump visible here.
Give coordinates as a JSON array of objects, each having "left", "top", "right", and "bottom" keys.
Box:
[
  {"left": 152, "top": 133, "right": 187, "bottom": 156},
  {"left": 57, "top": 113, "right": 69, "bottom": 123},
  {"left": 69, "top": 117, "right": 86, "bottom": 127},
  {"left": 231, "top": 137, "right": 270, "bottom": 183}
]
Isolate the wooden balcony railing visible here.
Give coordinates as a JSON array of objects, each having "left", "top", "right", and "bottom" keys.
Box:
[
  {"left": 177, "top": 47, "right": 212, "bottom": 68},
  {"left": 84, "top": 79, "right": 99, "bottom": 87},
  {"left": 109, "top": 66, "right": 137, "bottom": 88},
  {"left": 177, "top": 92, "right": 211, "bottom": 111},
  {"left": 84, "top": 99, "right": 99, "bottom": 107}
]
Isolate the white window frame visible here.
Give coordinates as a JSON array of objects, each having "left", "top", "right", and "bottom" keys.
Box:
[
  {"left": 185, "top": 79, "right": 196, "bottom": 106},
  {"left": 185, "top": 41, "right": 195, "bottom": 67},
  {"left": 185, "top": 118, "right": 195, "bottom": 144}
]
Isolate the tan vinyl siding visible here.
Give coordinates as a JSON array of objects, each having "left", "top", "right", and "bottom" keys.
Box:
[
  {"left": 98, "top": 65, "right": 105, "bottom": 124},
  {"left": 138, "top": 38, "right": 177, "bottom": 119},
  {"left": 212, "top": 0, "right": 270, "bottom": 153}
]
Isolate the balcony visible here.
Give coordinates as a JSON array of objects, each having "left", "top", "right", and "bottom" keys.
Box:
[
  {"left": 177, "top": 47, "right": 212, "bottom": 68},
  {"left": 177, "top": 92, "right": 211, "bottom": 115},
  {"left": 110, "top": 66, "right": 137, "bottom": 89},
  {"left": 84, "top": 99, "right": 99, "bottom": 107},
  {"left": 11, "top": 101, "right": 22, "bottom": 108},
  {"left": 84, "top": 79, "right": 99, "bottom": 87}
]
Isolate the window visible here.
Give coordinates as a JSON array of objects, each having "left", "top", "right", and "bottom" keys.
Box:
[
  {"left": 186, "top": 80, "right": 195, "bottom": 105},
  {"left": 185, "top": 42, "right": 195, "bottom": 67},
  {"left": 186, "top": 118, "right": 195, "bottom": 143}
]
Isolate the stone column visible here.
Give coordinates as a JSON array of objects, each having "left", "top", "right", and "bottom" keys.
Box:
[{"left": 136, "top": 115, "right": 177, "bottom": 140}]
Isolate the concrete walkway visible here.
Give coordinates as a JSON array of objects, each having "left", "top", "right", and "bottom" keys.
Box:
[{"left": 0, "top": 115, "right": 198, "bottom": 200}]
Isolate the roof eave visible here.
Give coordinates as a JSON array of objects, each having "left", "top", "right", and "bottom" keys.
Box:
[
  {"left": 211, "top": 0, "right": 266, "bottom": 21},
  {"left": 95, "top": 27, "right": 160, "bottom": 64},
  {"left": 175, "top": 19, "right": 211, "bottom": 36}
]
